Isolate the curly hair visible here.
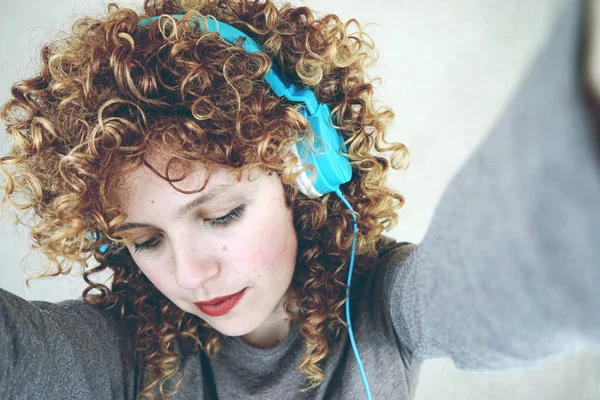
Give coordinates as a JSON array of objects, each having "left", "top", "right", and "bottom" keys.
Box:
[{"left": 0, "top": 0, "right": 408, "bottom": 398}]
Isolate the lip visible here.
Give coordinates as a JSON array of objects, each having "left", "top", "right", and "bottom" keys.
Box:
[{"left": 193, "top": 288, "right": 246, "bottom": 317}]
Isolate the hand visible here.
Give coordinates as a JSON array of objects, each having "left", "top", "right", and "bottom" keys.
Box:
[{"left": 584, "top": 0, "right": 600, "bottom": 102}]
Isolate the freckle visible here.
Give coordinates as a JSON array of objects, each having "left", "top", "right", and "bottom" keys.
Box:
[{"left": 151, "top": 200, "right": 155, "bottom": 204}]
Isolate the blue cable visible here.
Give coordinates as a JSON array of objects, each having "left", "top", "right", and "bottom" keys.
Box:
[{"left": 335, "top": 188, "right": 373, "bottom": 400}]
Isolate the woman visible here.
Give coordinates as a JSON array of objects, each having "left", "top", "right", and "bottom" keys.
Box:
[{"left": 0, "top": 0, "right": 598, "bottom": 399}]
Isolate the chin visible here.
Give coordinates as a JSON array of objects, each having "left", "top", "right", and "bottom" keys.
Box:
[
  {"left": 207, "top": 318, "right": 259, "bottom": 337},
  {"left": 180, "top": 300, "right": 270, "bottom": 338}
]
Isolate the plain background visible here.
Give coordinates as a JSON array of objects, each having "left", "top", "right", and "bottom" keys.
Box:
[{"left": 0, "top": 0, "right": 598, "bottom": 398}]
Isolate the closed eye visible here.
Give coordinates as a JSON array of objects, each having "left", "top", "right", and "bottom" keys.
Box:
[
  {"left": 209, "top": 204, "right": 246, "bottom": 228},
  {"left": 133, "top": 235, "right": 161, "bottom": 253},
  {"left": 131, "top": 204, "right": 246, "bottom": 253}
]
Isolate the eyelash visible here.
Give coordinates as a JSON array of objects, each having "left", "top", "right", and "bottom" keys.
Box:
[
  {"left": 132, "top": 204, "right": 246, "bottom": 253},
  {"left": 208, "top": 204, "right": 246, "bottom": 228}
]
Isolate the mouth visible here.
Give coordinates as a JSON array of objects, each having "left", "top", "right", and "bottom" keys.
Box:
[{"left": 193, "top": 288, "right": 247, "bottom": 317}]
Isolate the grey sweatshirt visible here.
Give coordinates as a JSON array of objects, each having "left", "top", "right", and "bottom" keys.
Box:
[{"left": 1, "top": 0, "right": 599, "bottom": 399}]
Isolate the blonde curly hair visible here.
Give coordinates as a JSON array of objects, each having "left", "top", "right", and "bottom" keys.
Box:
[{"left": 0, "top": 0, "right": 408, "bottom": 398}]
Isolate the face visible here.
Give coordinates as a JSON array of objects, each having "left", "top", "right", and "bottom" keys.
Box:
[{"left": 115, "top": 160, "right": 298, "bottom": 338}]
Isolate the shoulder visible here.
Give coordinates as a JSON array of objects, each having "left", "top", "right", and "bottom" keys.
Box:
[
  {"left": 30, "top": 297, "right": 136, "bottom": 374},
  {"left": 353, "top": 235, "right": 418, "bottom": 295},
  {"left": 0, "top": 290, "right": 136, "bottom": 398},
  {"left": 349, "top": 237, "right": 419, "bottom": 343},
  {"left": 35, "top": 297, "right": 132, "bottom": 339},
  {"left": 374, "top": 235, "right": 419, "bottom": 286},
  {"left": 376, "top": 236, "right": 417, "bottom": 263}
]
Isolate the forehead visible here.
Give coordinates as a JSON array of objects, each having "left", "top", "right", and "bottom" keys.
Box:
[{"left": 113, "top": 154, "right": 261, "bottom": 209}]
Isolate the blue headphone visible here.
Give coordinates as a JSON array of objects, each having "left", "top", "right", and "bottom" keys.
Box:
[
  {"left": 139, "top": 15, "right": 353, "bottom": 197},
  {"left": 99, "top": 14, "right": 371, "bottom": 399}
]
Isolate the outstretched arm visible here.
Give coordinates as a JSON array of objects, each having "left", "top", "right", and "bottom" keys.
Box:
[{"left": 388, "top": 0, "right": 600, "bottom": 371}]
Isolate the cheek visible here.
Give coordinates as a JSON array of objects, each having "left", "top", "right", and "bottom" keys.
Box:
[
  {"left": 140, "top": 266, "right": 173, "bottom": 294},
  {"left": 235, "top": 210, "right": 297, "bottom": 278}
]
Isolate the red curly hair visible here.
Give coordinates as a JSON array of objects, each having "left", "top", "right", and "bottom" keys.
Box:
[{"left": 0, "top": 0, "right": 408, "bottom": 398}]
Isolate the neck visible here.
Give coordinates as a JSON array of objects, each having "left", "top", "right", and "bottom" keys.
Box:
[{"left": 241, "top": 290, "right": 299, "bottom": 349}]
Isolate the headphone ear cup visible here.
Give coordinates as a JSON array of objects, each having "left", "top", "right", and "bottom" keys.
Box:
[
  {"left": 292, "top": 105, "right": 352, "bottom": 198},
  {"left": 290, "top": 141, "right": 324, "bottom": 198}
]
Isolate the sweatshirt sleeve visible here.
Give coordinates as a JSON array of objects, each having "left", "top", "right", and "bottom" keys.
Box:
[
  {"left": 0, "top": 288, "right": 136, "bottom": 399},
  {"left": 388, "top": 0, "right": 600, "bottom": 371}
]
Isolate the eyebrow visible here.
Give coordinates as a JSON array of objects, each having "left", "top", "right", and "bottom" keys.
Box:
[{"left": 116, "top": 183, "right": 236, "bottom": 232}]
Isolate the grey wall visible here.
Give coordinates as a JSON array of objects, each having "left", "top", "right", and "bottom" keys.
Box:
[{"left": 0, "top": 0, "right": 597, "bottom": 398}]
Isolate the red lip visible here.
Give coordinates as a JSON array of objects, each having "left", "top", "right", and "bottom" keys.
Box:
[{"left": 194, "top": 288, "right": 246, "bottom": 317}]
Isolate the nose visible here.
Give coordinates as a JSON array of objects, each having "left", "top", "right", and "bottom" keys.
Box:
[{"left": 171, "top": 237, "right": 221, "bottom": 290}]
